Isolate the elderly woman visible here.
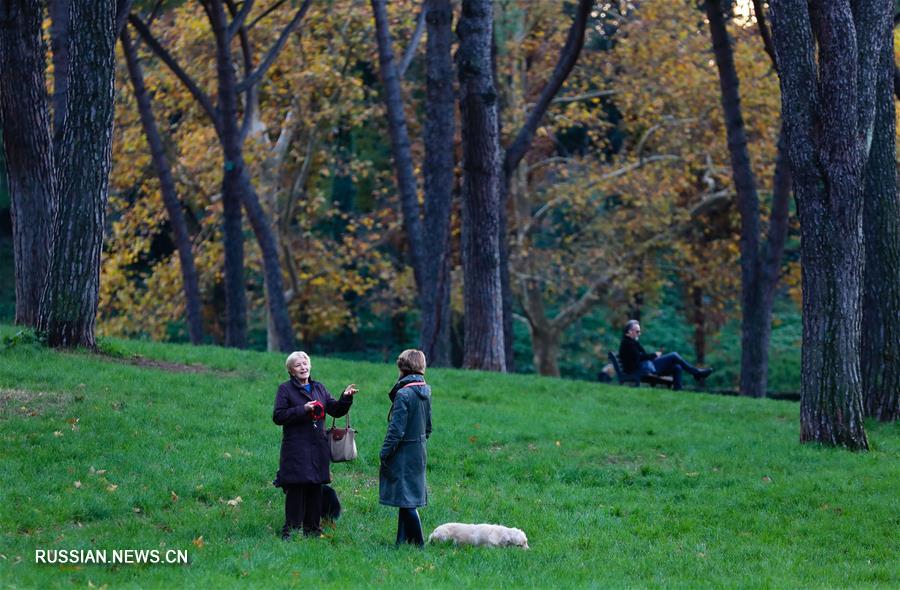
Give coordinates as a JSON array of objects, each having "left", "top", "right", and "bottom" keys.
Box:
[
  {"left": 273, "top": 351, "right": 358, "bottom": 539},
  {"left": 380, "top": 349, "right": 432, "bottom": 546}
]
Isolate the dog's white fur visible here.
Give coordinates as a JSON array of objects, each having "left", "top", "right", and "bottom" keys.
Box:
[{"left": 428, "top": 523, "right": 529, "bottom": 549}]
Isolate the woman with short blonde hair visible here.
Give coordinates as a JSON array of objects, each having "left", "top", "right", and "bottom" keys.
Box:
[{"left": 272, "top": 351, "right": 359, "bottom": 539}]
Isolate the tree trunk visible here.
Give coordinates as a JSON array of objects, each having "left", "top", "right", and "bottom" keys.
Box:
[
  {"left": 769, "top": 0, "right": 890, "bottom": 449},
  {"left": 239, "top": 170, "right": 296, "bottom": 352},
  {"left": 862, "top": 28, "right": 900, "bottom": 422},
  {"left": 0, "top": 0, "right": 57, "bottom": 327},
  {"left": 419, "top": 0, "right": 455, "bottom": 367},
  {"left": 457, "top": 0, "right": 505, "bottom": 371},
  {"left": 691, "top": 286, "right": 705, "bottom": 365},
  {"left": 121, "top": 26, "right": 204, "bottom": 345},
  {"left": 209, "top": 1, "right": 248, "bottom": 349},
  {"left": 38, "top": 0, "right": 117, "bottom": 348},
  {"left": 531, "top": 324, "right": 561, "bottom": 377},
  {"left": 370, "top": 0, "right": 426, "bottom": 291},
  {"left": 706, "top": 0, "right": 791, "bottom": 398},
  {"left": 499, "top": 0, "right": 593, "bottom": 373}
]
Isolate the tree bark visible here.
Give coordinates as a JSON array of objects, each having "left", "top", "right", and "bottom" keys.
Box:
[
  {"left": 457, "top": 0, "right": 505, "bottom": 371},
  {"left": 49, "top": 0, "right": 71, "bottom": 143},
  {"left": 419, "top": 0, "right": 455, "bottom": 367},
  {"left": 706, "top": 0, "right": 791, "bottom": 398},
  {"left": 120, "top": 26, "right": 205, "bottom": 345},
  {"left": 862, "top": 25, "right": 900, "bottom": 422},
  {"left": 769, "top": 0, "right": 891, "bottom": 449},
  {"left": 0, "top": 0, "right": 57, "bottom": 328},
  {"left": 38, "top": 0, "right": 117, "bottom": 348}
]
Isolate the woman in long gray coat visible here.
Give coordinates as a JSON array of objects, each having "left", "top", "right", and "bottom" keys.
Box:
[{"left": 380, "top": 349, "right": 432, "bottom": 546}]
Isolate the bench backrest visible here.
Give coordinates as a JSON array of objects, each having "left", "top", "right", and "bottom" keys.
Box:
[{"left": 607, "top": 351, "right": 625, "bottom": 381}]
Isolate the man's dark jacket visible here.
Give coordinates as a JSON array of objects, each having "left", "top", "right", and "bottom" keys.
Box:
[
  {"left": 618, "top": 336, "right": 657, "bottom": 374},
  {"left": 273, "top": 378, "right": 352, "bottom": 486}
]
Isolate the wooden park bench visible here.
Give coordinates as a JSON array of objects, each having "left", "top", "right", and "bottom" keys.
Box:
[{"left": 607, "top": 352, "right": 674, "bottom": 389}]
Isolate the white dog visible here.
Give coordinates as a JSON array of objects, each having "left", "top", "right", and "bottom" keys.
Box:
[{"left": 428, "top": 523, "right": 529, "bottom": 549}]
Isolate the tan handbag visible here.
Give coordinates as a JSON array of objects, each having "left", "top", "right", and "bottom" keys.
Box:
[{"left": 327, "top": 413, "right": 358, "bottom": 462}]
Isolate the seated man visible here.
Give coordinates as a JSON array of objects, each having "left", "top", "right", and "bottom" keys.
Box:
[{"left": 618, "top": 319, "right": 713, "bottom": 390}]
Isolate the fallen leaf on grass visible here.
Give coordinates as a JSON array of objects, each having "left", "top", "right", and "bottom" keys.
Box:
[
  {"left": 226, "top": 496, "right": 242, "bottom": 507},
  {"left": 74, "top": 481, "right": 82, "bottom": 489},
  {"left": 685, "top": 472, "right": 699, "bottom": 477},
  {"left": 171, "top": 491, "right": 179, "bottom": 502},
  {"left": 762, "top": 476, "right": 772, "bottom": 483},
  {"left": 192, "top": 536, "right": 205, "bottom": 549},
  {"left": 53, "top": 431, "right": 63, "bottom": 437},
  {"left": 223, "top": 452, "right": 232, "bottom": 459},
  {"left": 106, "top": 484, "right": 118, "bottom": 493}
]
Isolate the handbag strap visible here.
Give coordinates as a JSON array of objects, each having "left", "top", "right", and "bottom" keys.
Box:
[{"left": 331, "top": 411, "right": 351, "bottom": 430}]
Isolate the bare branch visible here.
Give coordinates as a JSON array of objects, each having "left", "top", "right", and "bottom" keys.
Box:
[
  {"left": 752, "top": 0, "right": 778, "bottom": 71},
  {"left": 128, "top": 13, "right": 223, "bottom": 135},
  {"left": 236, "top": 0, "right": 312, "bottom": 94},
  {"left": 504, "top": 0, "right": 594, "bottom": 176},
  {"left": 247, "top": 0, "right": 289, "bottom": 30},
  {"left": 546, "top": 89, "right": 616, "bottom": 106},
  {"left": 227, "top": 0, "right": 255, "bottom": 39},
  {"left": 399, "top": 2, "right": 427, "bottom": 78}
]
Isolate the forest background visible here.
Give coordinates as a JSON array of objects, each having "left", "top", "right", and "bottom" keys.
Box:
[{"left": 1, "top": 0, "right": 894, "bottom": 392}]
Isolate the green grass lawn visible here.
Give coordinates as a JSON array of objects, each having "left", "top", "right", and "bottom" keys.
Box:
[{"left": 0, "top": 325, "right": 897, "bottom": 589}]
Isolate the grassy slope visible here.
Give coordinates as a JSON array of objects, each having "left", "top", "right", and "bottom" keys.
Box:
[{"left": 0, "top": 325, "right": 897, "bottom": 589}]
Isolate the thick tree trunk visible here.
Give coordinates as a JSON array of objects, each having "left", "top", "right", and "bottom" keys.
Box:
[
  {"left": 862, "top": 29, "right": 900, "bottom": 422},
  {"left": 121, "top": 26, "right": 204, "bottom": 345},
  {"left": 419, "top": 0, "right": 455, "bottom": 367},
  {"left": 38, "top": 0, "right": 117, "bottom": 348},
  {"left": 457, "top": 0, "right": 505, "bottom": 371},
  {"left": 0, "top": 0, "right": 57, "bottom": 327},
  {"left": 531, "top": 325, "right": 561, "bottom": 377},
  {"left": 769, "top": 0, "right": 889, "bottom": 449},
  {"left": 370, "top": 0, "right": 426, "bottom": 291}
]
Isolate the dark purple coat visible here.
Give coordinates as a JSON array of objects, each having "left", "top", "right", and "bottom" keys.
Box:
[{"left": 273, "top": 378, "right": 353, "bottom": 486}]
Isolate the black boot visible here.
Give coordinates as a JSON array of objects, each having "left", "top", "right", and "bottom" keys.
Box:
[{"left": 693, "top": 367, "right": 714, "bottom": 381}]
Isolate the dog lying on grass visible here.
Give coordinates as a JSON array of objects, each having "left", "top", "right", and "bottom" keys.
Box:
[{"left": 428, "top": 523, "right": 529, "bottom": 549}]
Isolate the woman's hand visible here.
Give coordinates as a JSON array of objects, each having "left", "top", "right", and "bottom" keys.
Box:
[
  {"left": 303, "top": 401, "right": 316, "bottom": 412},
  {"left": 343, "top": 384, "right": 359, "bottom": 396}
]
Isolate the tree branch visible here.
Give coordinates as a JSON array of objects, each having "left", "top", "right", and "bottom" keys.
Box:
[
  {"left": 752, "top": 0, "right": 778, "bottom": 71},
  {"left": 399, "top": 2, "right": 427, "bottom": 78},
  {"left": 128, "top": 13, "right": 223, "bottom": 134},
  {"left": 504, "top": 0, "right": 594, "bottom": 176},
  {"left": 226, "top": 0, "right": 255, "bottom": 40},
  {"left": 235, "top": 0, "right": 312, "bottom": 94},
  {"left": 247, "top": 0, "right": 289, "bottom": 30}
]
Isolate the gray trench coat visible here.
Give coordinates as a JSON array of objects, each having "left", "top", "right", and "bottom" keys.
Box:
[{"left": 379, "top": 374, "right": 432, "bottom": 508}]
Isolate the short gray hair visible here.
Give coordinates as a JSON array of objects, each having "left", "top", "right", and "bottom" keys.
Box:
[
  {"left": 624, "top": 319, "right": 640, "bottom": 335},
  {"left": 284, "top": 351, "right": 311, "bottom": 372}
]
